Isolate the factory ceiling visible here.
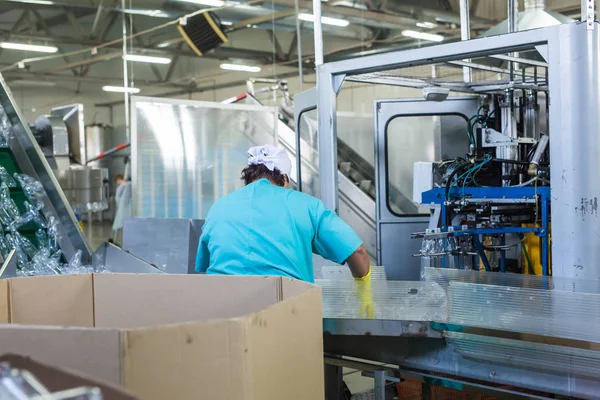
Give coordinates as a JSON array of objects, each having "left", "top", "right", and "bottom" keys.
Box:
[{"left": 0, "top": 0, "right": 588, "bottom": 98}]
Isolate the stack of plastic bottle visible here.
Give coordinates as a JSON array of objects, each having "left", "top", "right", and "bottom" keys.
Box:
[
  {"left": 0, "top": 172, "right": 106, "bottom": 276},
  {"left": 0, "top": 105, "right": 105, "bottom": 276}
]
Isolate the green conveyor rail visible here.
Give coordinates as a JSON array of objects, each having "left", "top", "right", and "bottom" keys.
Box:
[{"left": 0, "top": 147, "right": 47, "bottom": 247}]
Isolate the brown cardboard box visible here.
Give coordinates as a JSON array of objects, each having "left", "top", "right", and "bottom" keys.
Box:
[{"left": 0, "top": 273, "right": 324, "bottom": 400}]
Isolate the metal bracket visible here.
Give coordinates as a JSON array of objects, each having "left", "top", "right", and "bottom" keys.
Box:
[
  {"left": 332, "top": 74, "right": 346, "bottom": 95},
  {"left": 584, "top": 0, "right": 595, "bottom": 30}
]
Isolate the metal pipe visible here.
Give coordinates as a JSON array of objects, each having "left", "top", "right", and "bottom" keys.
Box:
[
  {"left": 294, "top": 0, "right": 304, "bottom": 91},
  {"left": 508, "top": 0, "right": 518, "bottom": 82},
  {"left": 312, "top": 0, "right": 323, "bottom": 66},
  {"left": 459, "top": 0, "right": 471, "bottom": 83},
  {"left": 530, "top": 134, "right": 548, "bottom": 167},
  {"left": 121, "top": 0, "right": 130, "bottom": 141}
]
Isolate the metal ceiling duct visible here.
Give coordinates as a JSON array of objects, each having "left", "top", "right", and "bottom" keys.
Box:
[{"left": 484, "top": 0, "right": 574, "bottom": 36}]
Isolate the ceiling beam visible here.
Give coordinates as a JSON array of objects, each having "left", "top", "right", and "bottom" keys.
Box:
[
  {"left": 0, "top": 30, "right": 275, "bottom": 64},
  {"left": 230, "top": 8, "right": 298, "bottom": 30},
  {"left": 17, "top": 8, "right": 95, "bottom": 33},
  {"left": 30, "top": 9, "right": 80, "bottom": 77}
]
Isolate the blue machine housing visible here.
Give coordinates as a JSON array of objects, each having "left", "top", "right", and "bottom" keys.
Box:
[{"left": 421, "top": 186, "right": 550, "bottom": 275}]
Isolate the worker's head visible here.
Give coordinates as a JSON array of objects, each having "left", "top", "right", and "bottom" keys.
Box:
[
  {"left": 115, "top": 174, "right": 125, "bottom": 185},
  {"left": 242, "top": 145, "right": 291, "bottom": 188}
]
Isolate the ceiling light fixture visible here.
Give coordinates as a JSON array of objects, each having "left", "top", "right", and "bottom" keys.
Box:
[
  {"left": 11, "top": 80, "right": 56, "bottom": 87},
  {"left": 220, "top": 63, "right": 261, "bottom": 72},
  {"left": 8, "top": 0, "right": 54, "bottom": 5},
  {"left": 0, "top": 42, "right": 58, "bottom": 53},
  {"left": 416, "top": 22, "right": 438, "bottom": 29},
  {"left": 401, "top": 30, "right": 444, "bottom": 42},
  {"left": 124, "top": 54, "right": 172, "bottom": 64},
  {"left": 178, "top": 0, "right": 225, "bottom": 7},
  {"left": 298, "top": 13, "right": 349, "bottom": 27},
  {"left": 102, "top": 86, "right": 141, "bottom": 94}
]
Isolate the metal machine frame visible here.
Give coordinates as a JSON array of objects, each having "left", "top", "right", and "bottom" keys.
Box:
[
  {"left": 0, "top": 76, "right": 90, "bottom": 261},
  {"left": 314, "top": 22, "right": 600, "bottom": 399},
  {"left": 316, "top": 21, "right": 600, "bottom": 282}
]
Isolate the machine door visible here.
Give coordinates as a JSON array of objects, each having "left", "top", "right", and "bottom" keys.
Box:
[
  {"left": 375, "top": 97, "right": 479, "bottom": 280},
  {"left": 293, "top": 88, "right": 319, "bottom": 197}
]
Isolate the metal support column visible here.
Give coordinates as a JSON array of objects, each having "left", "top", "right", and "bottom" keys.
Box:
[
  {"left": 324, "top": 363, "right": 344, "bottom": 400},
  {"left": 374, "top": 369, "right": 386, "bottom": 400},
  {"left": 312, "top": 0, "right": 323, "bottom": 66},
  {"left": 459, "top": 0, "right": 472, "bottom": 82},
  {"left": 121, "top": 0, "right": 130, "bottom": 140},
  {"left": 317, "top": 67, "right": 339, "bottom": 212}
]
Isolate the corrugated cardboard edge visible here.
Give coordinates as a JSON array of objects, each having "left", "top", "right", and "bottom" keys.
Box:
[
  {"left": 246, "top": 279, "right": 324, "bottom": 400},
  {"left": 121, "top": 318, "right": 250, "bottom": 400},
  {"left": 0, "top": 279, "right": 9, "bottom": 323},
  {"left": 8, "top": 274, "right": 94, "bottom": 327},
  {"left": 0, "top": 324, "right": 123, "bottom": 385}
]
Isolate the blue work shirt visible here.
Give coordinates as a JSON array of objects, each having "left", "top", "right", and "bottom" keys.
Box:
[{"left": 195, "top": 179, "right": 362, "bottom": 283}]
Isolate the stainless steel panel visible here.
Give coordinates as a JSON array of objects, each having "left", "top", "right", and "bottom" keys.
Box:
[
  {"left": 0, "top": 249, "right": 17, "bottom": 279},
  {"left": 0, "top": 76, "right": 90, "bottom": 261},
  {"left": 85, "top": 124, "right": 111, "bottom": 169},
  {"left": 379, "top": 222, "right": 426, "bottom": 280},
  {"left": 549, "top": 23, "right": 600, "bottom": 280},
  {"left": 131, "top": 96, "right": 278, "bottom": 219},
  {"left": 92, "top": 242, "right": 164, "bottom": 274},
  {"left": 51, "top": 104, "right": 86, "bottom": 165},
  {"left": 122, "top": 217, "right": 204, "bottom": 274}
]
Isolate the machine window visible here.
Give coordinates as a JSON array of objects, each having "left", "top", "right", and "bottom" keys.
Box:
[
  {"left": 385, "top": 114, "right": 469, "bottom": 216},
  {"left": 297, "top": 108, "right": 319, "bottom": 198}
]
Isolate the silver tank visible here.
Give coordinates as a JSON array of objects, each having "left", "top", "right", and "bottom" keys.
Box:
[
  {"left": 55, "top": 166, "right": 109, "bottom": 214},
  {"left": 85, "top": 123, "right": 110, "bottom": 168}
]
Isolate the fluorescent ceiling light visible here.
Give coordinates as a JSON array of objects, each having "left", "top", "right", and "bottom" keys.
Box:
[
  {"left": 401, "top": 30, "right": 444, "bottom": 42},
  {"left": 298, "top": 13, "right": 349, "bottom": 27},
  {"left": 102, "top": 86, "right": 141, "bottom": 94},
  {"left": 220, "top": 63, "right": 261, "bottom": 72},
  {"left": 178, "top": 0, "right": 225, "bottom": 7},
  {"left": 221, "top": 20, "right": 233, "bottom": 26},
  {"left": 416, "top": 22, "right": 438, "bottom": 29},
  {"left": 8, "top": 0, "right": 54, "bottom": 5},
  {"left": 123, "top": 9, "right": 171, "bottom": 18},
  {"left": 124, "top": 54, "right": 171, "bottom": 64},
  {"left": 12, "top": 80, "right": 56, "bottom": 87},
  {"left": 0, "top": 42, "right": 58, "bottom": 53}
]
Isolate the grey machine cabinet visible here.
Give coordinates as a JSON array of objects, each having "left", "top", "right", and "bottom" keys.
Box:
[{"left": 374, "top": 97, "right": 478, "bottom": 280}]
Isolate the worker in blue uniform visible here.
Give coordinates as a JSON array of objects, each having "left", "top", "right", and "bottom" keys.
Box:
[{"left": 195, "top": 144, "right": 373, "bottom": 318}]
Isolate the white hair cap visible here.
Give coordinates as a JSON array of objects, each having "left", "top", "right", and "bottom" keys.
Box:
[{"left": 247, "top": 145, "right": 292, "bottom": 177}]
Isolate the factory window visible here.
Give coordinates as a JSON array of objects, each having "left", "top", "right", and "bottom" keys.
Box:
[
  {"left": 386, "top": 113, "right": 469, "bottom": 216},
  {"left": 297, "top": 108, "right": 319, "bottom": 198}
]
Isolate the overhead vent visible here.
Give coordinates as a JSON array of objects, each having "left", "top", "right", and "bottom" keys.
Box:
[{"left": 178, "top": 11, "right": 228, "bottom": 56}]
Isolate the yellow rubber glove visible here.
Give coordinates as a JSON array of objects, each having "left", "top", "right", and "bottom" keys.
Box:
[{"left": 354, "top": 268, "right": 374, "bottom": 319}]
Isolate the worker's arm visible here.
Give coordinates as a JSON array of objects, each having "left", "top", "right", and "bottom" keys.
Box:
[
  {"left": 194, "top": 234, "right": 210, "bottom": 273},
  {"left": 345, "top": 244, "right": 370, "bottom": 279},
  {"left": 348, "top": 245, "right": 374, "bottom": 319},
  {"left": 312, "top": 200, "right": 364, "bottom": 266}
]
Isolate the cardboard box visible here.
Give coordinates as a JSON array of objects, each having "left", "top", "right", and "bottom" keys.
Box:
[{"left": 0, "top": 273, "right": 324, "bottom": 400}]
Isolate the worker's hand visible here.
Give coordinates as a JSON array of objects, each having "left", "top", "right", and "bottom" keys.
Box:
[{"left": 354, "top": 268, "right": 374, "bottom": 319}]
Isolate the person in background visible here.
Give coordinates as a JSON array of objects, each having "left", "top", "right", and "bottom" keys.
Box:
[
  {"left": 195, "top": 145, "right": 374, "bottom": 318},
  {"left": 112, "top": 174, "right": 132, "bottom": 246}
]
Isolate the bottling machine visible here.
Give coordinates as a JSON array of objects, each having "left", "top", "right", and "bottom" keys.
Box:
[{"left": 304, "top": 21, "right": 600, "bottom": 399}]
